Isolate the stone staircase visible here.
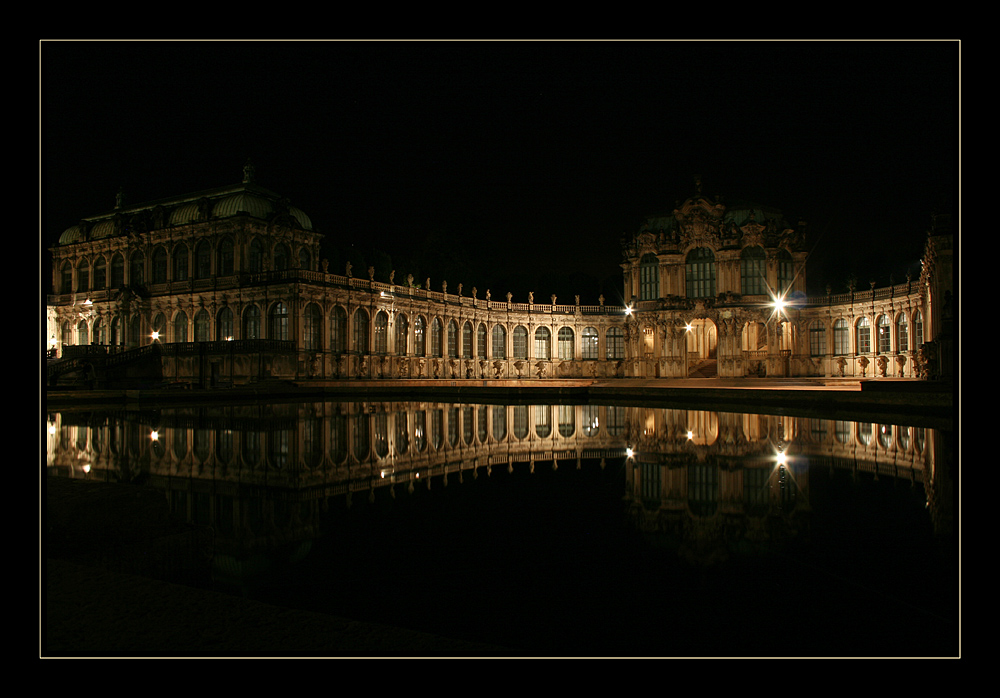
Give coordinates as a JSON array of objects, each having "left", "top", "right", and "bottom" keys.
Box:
[{"left": 688, "top": 359, "right": 718, "bottom": 378}]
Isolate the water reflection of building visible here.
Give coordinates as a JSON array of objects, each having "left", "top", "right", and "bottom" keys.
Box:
[
  {"left": 46, "top": 170, "right": 954, "bottom": 385},
  {"left": 46, "top": 402, "right": 948, "bottom": 574}
]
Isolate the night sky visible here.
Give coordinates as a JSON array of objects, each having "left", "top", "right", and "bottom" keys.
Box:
[{"left": 40, "top": 40, "right": 958, "bottom": 302}]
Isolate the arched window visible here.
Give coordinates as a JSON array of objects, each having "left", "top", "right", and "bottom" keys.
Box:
[
  {"left": 110, "top": 253, "right": 125, "bottom": 288},
  {"left": 76, "top": 259, "right": 89, "bottom": 293},
  {"left": 447, "top": 320, "right": 458, "bottom": 358},
  {"left": 194, "top": 241, "right": 211, "bottom": 279},
  {"left": 151, "top": 247, "right": 168, "bottom": 284},
  {"left": 513, "top": 326, "right": 528, "bottom": 359},
  {"left": 93, "top": 317, "right": 106, "bottom": 345},
  {"left": 248, "top": 239, "right": 264, "bottom": 272},
  {"left": 685, "top": 247, "right": 716, "bottom": 298},
  {"left": 110, "top": 316, "right": 122, "bottom": 346},
  {"left": 477, "top": 323, "right": 487, "bottom": 358},
  {"left": 93, "top": 256, "right": 106, "bottom": 290},
  {"left": 77, "top": 320, "right": 88, "bottom": 346},
  {"left": 298, "top": 247, "right": 311, "bottom": 271},
  {"left": 174, "top": 311, "right": 188, "bottom": 343},
  {"left": 558, "top": 327, "right": 574, "bottom": 360},
  {"left": 218, "top": 238, "right": 235, "bottom": 276},
  {"left": 492, "top": 324, "right": 506, "bottom": 359},
  {"left": 492, "top": 405, "right": 507, "bottom": 442},
  {"left": 353, "top": 308, "right": 369, "bottom": 353},
  {"left": 513, "top": 405, "right": 528, "bottom": 440},
  {"left": 194, "top": 309, "right": 210, "bottom": 342},
  {"left": 60, "top": 262, "right": 73, "bottom": 294},
  {"left": 912, "top": 310, "right": 924, "bottom": 350},
  {"left": 330, "top": 306, "right": 347, "bottom": 353},
  {"left": 414, "top": 316, "right": 426, "bottom": 357},
  {"left": 243, "top": 305, "right": 260, "bottom": 341},
  {"left": 129, "top": 252, "right": 144, "bottom": 286},
  {"left": 273, "top": 243, "right": 289, "bottom": 271},
  {"left": 877, "top": 314, "right": 891, "bottom": 354},
  {"left": 128, "top": 316, "right": 142, "bottom": 346},
  {"left": 606, "top": 327, "right": 624, "bottom": 359},
  {"left": 740, "top": 246, "right": 766, "bottom": 295},
  {"left": 856, "top": 317, "right": 871, "bottom": 354},
  {"left": 151, "top": 313, "right": 166, "bottom": 342},
  {"left": 535, "top": 327, "right": 551, "bottom": 359},
  {"left": 535, "top": 405, "right": 551, "bottom": 438},
  {"left": 581, "top": 327, "right": 599, "bottom": 359},
  {"left": 833, "top": 319, "right": 849, "bottom": 355},
  {"left": 897, "top": 314, "right": 909, "bottom": 353},
  {"left": 809, "top": 320, "right": 826, "bottom": 356},
  {"left": 582, "top": 405, "right": 600, "bottom": 437},
  {"left": 395, "top": 313, "right": 409, "bottom": 355},
  {"left": 776, "top": 249, "right": 794, "bottom": 294},
  {"left": 462, "top": 322, "right": 473, "bottom": 358},
  {"left": 269, "top": 302, "right": 289, "bottom": 341},
  {"left": 172, "top": 244, "right": 188, "bottom": 282},
  {"left": 639, "top": 253, "right": 659, "bottom": 300},
  {"left": 374, "top": 310, "right": 389, "bottom": 354},
  {"left": 431, "top": 318, "right": 443, "bottom": 358},
  {"left": 304, "top": 304, "right": 322, "bottom": 350},
  {"left": 558, "top": 405, "right": 575, "bottom": 437}
]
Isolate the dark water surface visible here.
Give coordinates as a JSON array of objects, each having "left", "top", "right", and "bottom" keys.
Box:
[{"left": 45, "top": 400, "right": 957, "bottom": 657}]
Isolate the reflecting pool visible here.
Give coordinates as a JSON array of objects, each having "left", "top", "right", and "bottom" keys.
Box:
[{"left": 45, "top": 399, "right": 957, "bottom": 656}]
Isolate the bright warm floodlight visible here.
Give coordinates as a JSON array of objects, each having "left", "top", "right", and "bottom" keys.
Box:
[
  {"left": 625, "top": 447, "right": 634, "bottom": 459},
  {"left": 686, "top": 430, "right": 694, "bottom": 440},
  {"left": 624, "top": 305, "right": 633, "bottom": 316},
  {"left": 150, "top": 430, "right": 159, "bottom": 441},
  {"left": 776, "top": 450, "right": 787, "bottom": 466},
  {"left": 684, "top": 322, "right": 693, "bottom": 332},
  {"left": 151, "top": 331, "right": 160, "bottom": 341}
]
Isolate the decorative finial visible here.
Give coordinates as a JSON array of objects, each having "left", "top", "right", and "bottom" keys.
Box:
[
  {"left": 242, "top": 158, "right": 255, "bottom": 184},
  {"left": 115, "top": 187, "right": 124, "bottom": 210}
]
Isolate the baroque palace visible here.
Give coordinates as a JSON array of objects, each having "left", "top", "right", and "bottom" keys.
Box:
[{"left": 45, "top": 166, "right": 954, "bottom": 387}]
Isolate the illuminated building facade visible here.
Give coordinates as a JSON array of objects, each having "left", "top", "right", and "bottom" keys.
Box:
[{"left": 45, "top": 169, "right": 954, "bottom": 386}]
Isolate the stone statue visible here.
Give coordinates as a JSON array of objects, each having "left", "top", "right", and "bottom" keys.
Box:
[
  {"left": 486, "top": 289, "right": 491, "bottom": 301},
  {"left": 368, "top": 266, "right": 375, "bottom": 281},
  {"left": 857, "top": 356, "right": 869, "bottom": 377},
  {"left": 551, "top": 294, "right": 557, "bottom": 305},
  {"left": 442, "top": 280, "right": 447, "bottom": 293},
  {"left": 534, "top": 361, "right": 547, "bottom": 379},
  {"left": 506, "top": 291, "right": 512, "bottom": 303},
  {"left": 425, "top": 278, "right": 431, "bottom": 291},
  {"left": 575, "top": 295, "right": 580, "bottom": 306},
  {"left": 896, "top": 354, "right": 907, "bottom": 377},
  {"left": 457, "top": 283, "right": 463, "bottom": 297},
  {"left": 493, "top": 360, "right": 504, "bottom": 379},
  {"left": 345, "top": 261, "right": 352, "bottom": 277},
  {"left": 471, "top": 287, "right": 477, "bottom": 299},
  {"left": 835, "top": 356, "right": 846, "bottom": 377},
  {"left": 322, "top": 259, "right": 329, "bottom": 273},
  {"left": 876, "top": 355, "right": 888, "bottom": 377},
  {"left": 529, "top": 291, "right": 534, "bottom": 304},
  {"left": 599, "top": 294, "right": 604, "bottom": 306},
  {"left": 389, "top": 270, "right": 395, "bottom": 285},
  {"left": 407, "top": 273, "right": 414, "bottom": 287}
]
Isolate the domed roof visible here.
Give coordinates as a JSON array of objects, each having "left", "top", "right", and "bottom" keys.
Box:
[
  {"left": 168, "top": 202, "right": 202, "bottom": 226},
  {"left": 58, "top": 224, "right": 85, "bottom": 245},
  {"left": 213, "top": 191, "right": 274, "bottom": 220}
]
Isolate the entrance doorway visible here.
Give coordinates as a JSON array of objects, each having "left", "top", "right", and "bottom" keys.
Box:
[{"left": 686, "top": 319, "right": 717, "bottom": 377}]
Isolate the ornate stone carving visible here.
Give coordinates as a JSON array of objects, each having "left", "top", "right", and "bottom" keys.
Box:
[{"left": 857, "top": 356, "right": 869, "bottom": 377}]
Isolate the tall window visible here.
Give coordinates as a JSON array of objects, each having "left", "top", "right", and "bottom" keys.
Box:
[
  {"left": 174, "top": 311, "right": 188, "bottom": 343},
  {"left": 243, "top": 305, "right": 260, "bottom": 341},
  {"left": 269, "top": 302, "right": 289, "bottom": 341},
  {"left": 513, "top": 405, "right": 528, "bottom": 440},
  {"left": 513, "top": 326, "right": 528, "bottom": 359},
  {"left": 877, "top": 315, "right": 891, "bottom": 354},
  {"left": 273, "top": 243, "right": 289, "bottom": 271},
  {"left": 809, "top": 320, "right": 826, "bottom": 356},
  {"left": 492, "top": 325, "right": 506, "bottom": 359},
  {"left": 396, "top": 313, "right": 409, "bottom": 355},
  {"left": 414, "top": 316, "right": 426, "bottom": 357},
  {"left": 374, "top": 311, "right": 389, "bottom": 354},
  {"left": 558, "top": 327, "right": 574, "bottom": 360},
  {"left": 330, "top": 307, "right": 347, "bottom": 353},
  {"left": 219, "top": 238, "right": 235, "bottom": 276},
  {"left": 217, "top": 307, "right": 234, "bottom": 342},
  {"left": 93, "top": 257, "right": 106, "bottom": 290},
  {"left": 194, "top": 309, "right": 210, "bottom": 342},
  {"left": 740, "top": 246, "right": 766, "bottom": 295},
  {"left": 195, "top": 241, "right": 211, "bottom": 279},
  {"left": 151, "top": 247, "right": 168, "bottom": 284},
  {"left": 639, "top": 253, "right": 659, "bottom": 300},
  {"left": 111, "top": 253, "right": 125, "bottom": 288},
  {"left": 856, "top": 317, "right": 871, "bottom": 354},
  {"left": 249, "top": 239, "right": 264, "bottom": 272},
  {"left": 492, "top": 405, "right": 506, "bottom": 442},
  {"left": 897, "top": 314, "right": 909, "bottom": 353},
  {"left": 304, "top": 304, "right": 322, "bottom": 351},
  {"left": 353, "top": 308, "right": 369, "bottom": 353},
  {"left": 172, "top": 245, "right": 188, "bottom": 282},
  {"left": 431, "top": 318, "right": 443, "bottom": 357},
  {"left": 912, "top": 310, "right": 923, "bottom": 350},
  {"left": 477, "top": 323, "right": 487, "bottom": 358},
  {"left": 93, "top": 318, "right": 106, "bottom": 345},
  {"left": 298, "top": 247, "right": 311, "bottom": 272},
  {"left": 77, "top": 320, "right": 88, "bottom": 346},
  {"left": 76, "top": 259, "right": 90, "bottom": 293},
  {"left": 776, "top": 249, "right": 795, "bottom": 294},
  {"left": 447, "top": 320, "right": 458, "bottom": 358},
  {"left": 535, "top": 405, "right": 551, "bottom": 438},
  {"left": 581, "top": 327, "right": 598, "bottom": 359},
  {"left": 833, "top": 319, "right": 849, "bottom": 355},
  {"left": 462, "top": 322, "right": 473, "bottom": 358},
  {"left": 60, "top": 262, "right": 73, "bottom": 294},
  {"left": 558, "top": 405, "right": 575, "bottom": 437},
  {"left": 685, "top": 247, "right": 716, "bottom": 298},
  {"left": 129, "top": 252, "right": 144, "bottom": 286},
  {"left": 606, "top": 327, "right": 624, "bottom": 359},
  {"left": 535, "top": 327, "right": 551, "bottom": 359}
]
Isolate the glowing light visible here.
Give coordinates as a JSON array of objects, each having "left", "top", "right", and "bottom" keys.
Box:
[
  {"left": 49, "top": 424, "right": 56, "bottom": 435},
  {"left": 226, "top": 336, "right": 234, "bottom": 341},
  {"left": 686, "top": 430, "right": 694, "bottom": 440},
  {"left": 150, "top": 430, "right": 159, "bottom": 441},
  {"left": 50, "top": 336, "right": 57, "bottom": 347},
  {"left": 625, "top": 447, "right": 634, "bottom": 459},
  {"left": 83, "top": 298, "right": 93, "bottom": 306},
  {"left": 624, "top": 305, "right": 633, "bottom": 316},
  {"left": 150, "top": 331, "right": 160, "bottom": 341},
  {"left": 776, "top": 450, "right": 787, "bottom": 467},
  {"left": 684, "top": 323, "right": 693, "bottom": 332},
  {"left": 82, "top": 464, "right": 90, "bottom": 474}
]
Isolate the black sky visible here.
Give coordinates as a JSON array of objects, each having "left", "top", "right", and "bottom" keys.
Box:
[{"left": 40, "top": 40, "right": 959, "bottom": 301}]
